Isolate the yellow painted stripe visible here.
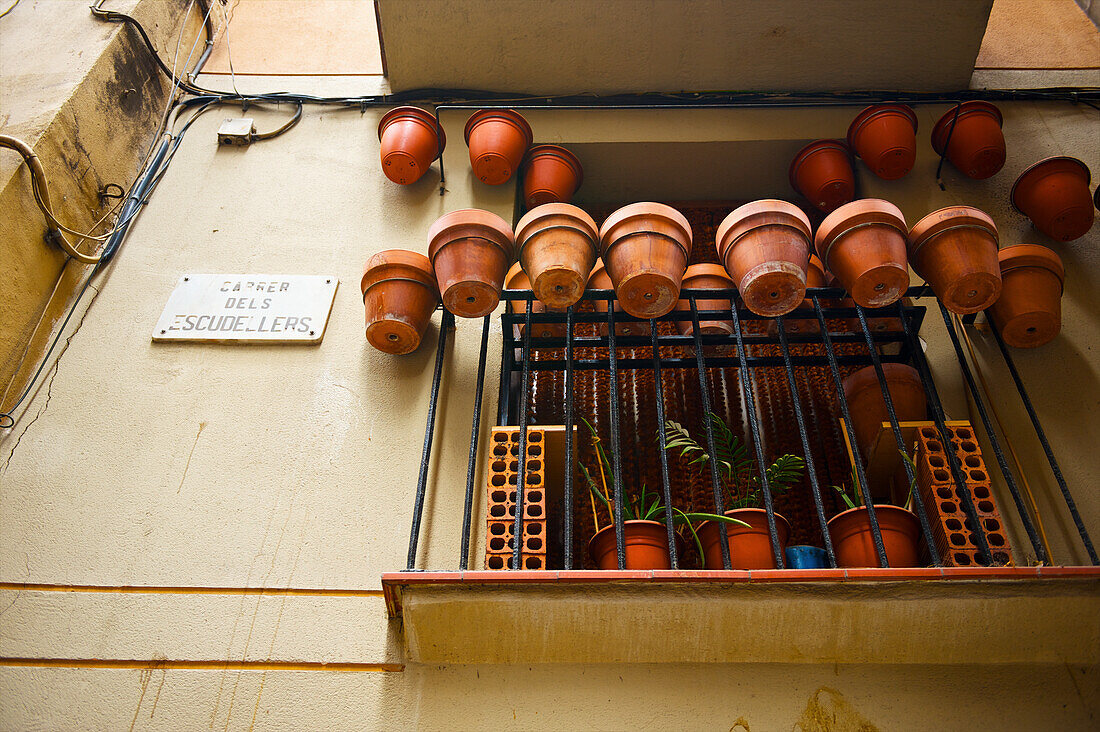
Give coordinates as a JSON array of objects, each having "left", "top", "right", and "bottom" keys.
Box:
[
  {"left": 0, "top": 658, "right": 403, "bottom": 672},
  {"left": 0, "top": 583, "right": 383, "bottom": 597}
]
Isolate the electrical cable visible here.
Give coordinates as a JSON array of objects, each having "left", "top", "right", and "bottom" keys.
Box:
[
  {"left": 252, "top": 102, "right": 303, "bottom": 140},
  {"left": 0, "top": 0, "right": 20, "bottom": 20}
]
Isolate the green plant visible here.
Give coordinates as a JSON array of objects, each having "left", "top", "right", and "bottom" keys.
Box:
[
  {"left": 832, "top": 450, "right": 917, "bottom": 511},
  {"left": 662, "top": 413, "right": 805, "bottom": 510}
]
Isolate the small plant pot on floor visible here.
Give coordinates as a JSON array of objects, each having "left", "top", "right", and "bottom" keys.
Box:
[
  {"left": 505, "top": 262, "right": 566, "bottom": 339},
  {"left": 815, "top": 198, "right": 909, "bottom": 308},
  {"left": 464, "top": 109, "right": 533, "bottom": 185},
  {"left": 521, "top": 145, "right": 583, "bottom": 208},
  {"left": 589, "top": 520, "right": 676, "bottom": 570},
  {"left": 427, "top": 209, "right": 515, "bottom": 318},
  {"left": 789, "top": 139, "right": 855, "bottom": 213},
  {"left": 716, "top": 199, "right": 812, "bottom": 317},
  {"left": 598, "top": 202, "right": 693, "bottom": 319},
  {"left": 377, "top": 106, "right": 445, "bottom": 185},
  {"left": 907, "top": 206, "right": 1002, "bottom": 315},
  {"left": 588, "top": 259, "right": 649, "bottom": 337},
  {"left": 842, "top": 363, "right": 926, "bottom": 458},
  {"left": 515, "top": 203, "right": 599, "bottom": 310},
  {"left": 987, "top": 244, "right": 1065, "bottom": 349},
  {"left": 1011, "top": 156, "right": 1095, "bottom": 242},
  {"left": 674, "top": 263, "right": 735, "bottom": 336},
  {"left": 930, "top": 101, "right": 1006, "bottom": 180},
  {"left": 827, "top": 505, "right": 921, "bottom": 568},
  {"left": 846, "top": 104, "right": 918, "bottom": 180},
  {"left": 361, "top": 249, "right": 439, "bottom": 355},
  {"left": 697, "top": 509, "right": 791, "bottom": 570}
]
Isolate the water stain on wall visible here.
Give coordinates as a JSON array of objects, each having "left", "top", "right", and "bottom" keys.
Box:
[{"left": 794, "top": 687, "right": 879, "bottom": 732}]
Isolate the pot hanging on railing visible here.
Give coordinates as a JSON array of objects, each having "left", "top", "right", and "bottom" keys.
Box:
[
  {"left": 515, "top": 203, "right": 599, "bottom": 309},
  {"left": 987, "top": 244, "right": 1065, "bottom": 349},
  {"left": 588, "top": 259, "right": 649, "bottom": 336},
  {"left": 674, "top": 263, "right": 735, "bottom": 336},
  {"left": 697, "top": 509, "right": 791, "bottom": 569},
  {"left": 589, "top": 520, "right": 677, "bottom": 570},
  {"left": 464, "top": 109, "right": 533, "bottom": 185},
  {"left": 716, "top": 199, "right": 812, "bottom": 317},
  {"left": 815, "top": 198, "right": 910, "bottom": 308},
  {"left": 360, "top": 249, "right": 439, "bottom": 355},
  {"left": 846, "top": 104, "right": 918, "bottom": 180},
  {"left": 842, "top": 363, "right": 927, "bottom": 458},
  {"left": 1010, "top": 156, "right": 1095, "bottom": 242},
  {"left": 377, "top": 106, "right": 446, "bottom": 185},
  {"left": 505, "top": 262, "right": 566, "bottom": 339},
  {"left": 907, "top": 206, "right": 1002, "bottom": 315},
  {"left": 930, "top": 101, "right": 1006, "bottom": 180},
  {"left": 598, "top": 202, "right": 693, "bottom": 319},
  {"left": 789, "top": 139, "right": 855, "bottom": 213},
  {"left": 427, "top": 209, "right": 514, "bottom": 318},
  {"left": 521, "top": 145, "right": 583, "bottom": 208},
  {"left": 768, "top": 254, "right": 828, "bottom": 337},
  {"left": 827, "top": 505, "right": 921, "bottom": 568}
]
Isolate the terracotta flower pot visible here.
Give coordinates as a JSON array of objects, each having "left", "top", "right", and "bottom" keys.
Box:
[
  {"left": 505, "top": 262, "right": 566, "bottom": 339},
  {"left": 789, "top": 139, "right": 855, "bottom": 213},
  {"left": 1011, "top": 156, "right": 1095, "bottom": 242},
  {"left": 588, "top": 259, "right": 649, "bottom": 337},
  {"left": 698, "top": 509, "right": 791, "bottom": 570},
  {"left": 463, "top": 109, "right": 533, "bottom": 185},
  {"left": 827, "top": 505, "right": 921, "bottom": 568},
  {"left": 839, "top": 296, "right": 911, "bottom": 336},
  {"left": 515, "top": 203, "right": 599, "bottom": 309},
  {"left": 988, "top": 244, "right": 1065, "bottom": 349},
  {"left": 907, "top": 206, "right": 1002, "bottom": 315},
  {"left": 589, "top": 520, "right": 674, "bottom": 570},
  {"left": 674, "top": 263, "right": 734, "bottom": 336},
  {"left": 377, "top": 106, "right": 445, "bottom": 185},
  {"left": 716, "top": 200, "right": 812, "bottom": 317},
  {"left": 427, "top": 209, "right": 514, "bottom": 318},
  {"left": 815, "top": 199, "right": 910, "bottom": 308},
  {"left": 598, "top": 202, "right": 693, "bottom": 319},
  {"left": 846, "top": 104, "right": 918, "bottom": 180},
  {"left": 521, "top": 145, "right": 583, "bottom": 208},
  {"left": 842, "top": 363, "right": 926, "bottom": 457},
  {"left": 769, "top": 253, "right": 828, "bottom": 337},
  {"left": 360, "top": 249, "right": 439, "bottom": 355},
  {"left": 930, "top": 101, "right": 1005, "bottom": 180}
]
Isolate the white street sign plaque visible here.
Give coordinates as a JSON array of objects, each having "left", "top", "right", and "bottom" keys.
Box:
[{"left": 153, "top": 274, "right": 338, "bottom": 344}]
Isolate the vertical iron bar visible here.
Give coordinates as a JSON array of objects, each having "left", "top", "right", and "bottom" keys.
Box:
[
  {"left": 938, "top": 305, "right": 1047, "bottom": 562},
  {"left": 607, "top": 296, "right": 626, "bottom": 570},
  {"left": 775, "top": 315, "right": 836, "bottom": 567},
  {"left": 563, "top": 305, "right": 576, "bottom": 570},
  {"left": 497, "top": 313, "right": 514, "bottom": 425},
  {"left": 692, "top": 297, "right": 732, "bottom": 569},
  {"left": 728, "top": 302, "right": 783, "bottom": 569},
  {"left": 459, "top": 316, "right": 491, "bottom": 570},
  {"left": 988, "top": 321, "right": 1098, "bottom": 564},
  {"left": 406, "top": 309, "right": 452, "bottom": 570},
  {"left": 810, "top": 295, "right": 889, "bottom": 567},
  {"left": 651, "top": 319, "right": 679, "bottom": 569},
  {"left": 512, "top": 299, "right": 534, "bottom": 570},
  {"left": 854, "top": 304, "right": 942, "bottom": 567}
]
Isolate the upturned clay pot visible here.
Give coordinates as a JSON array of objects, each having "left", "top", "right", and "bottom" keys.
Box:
[
  {"left": 589, "top": 259, "right": 649, "bottom": 337},
  {"left": 427, "top": 209, "right": 514, "bottom": 318},
  {"left": 521, "top": 145, "right": 583, "bottom": 208},
  {"left": 505, "top": 262, "right": 565, "bottom": 339},
  {"left": 464, "top": 109, "right": 533, "bottom": 185},
  {"left": 598, "top": 202, "right": 693, "bottom": 319},
  {"left": 674, "top": 263, "right": 734, "bottom": 336},
  {"left": 767, "top": 254, "right": 827, "bottom": 337},
  {"left": 839, "top": 297, "right": 910, "bottom": 337},
  {"left": 846, "top": 104, "right": 919, "bottom": 180},
  {"left": 789, "top": 139, "right": 856, "bottom": 213},
  {"left": 360, "top": 249, "right": 439, "bottom": 355},
  {"left": 815, "top": 199, "right": 910, "bottom": 308},
  {"left": 1011, "top": 156, "right": 1095, "bottom": 242},
  {"left": 377, "top": 106, "right": 445, "bottom": 185},
  {"left": 907, "top": 206, "right": 1002, "bottom": 315},
  {"left": 589, "top": 520, "right": 674, "bottom": 570},
  {"left": 930, "top": 101, "right": 1005, "bottom": 180},
  {"left": 988, "top": 244, "right": 1065, "bottom": 349},
  {"left": 515, "top": 203, "right": 599, "bottom": 309},
  {"left": 698, "top": 509, "right": 791, "bottom": 570},
  {"left": 827, "top": 505, "right": 921, "bottom": 568},
  {"left": 716, "top": 200, "right": 812, "bottom": 317},
  {"left": 842, "top": 363, "right": 926, "bottom": 457}
]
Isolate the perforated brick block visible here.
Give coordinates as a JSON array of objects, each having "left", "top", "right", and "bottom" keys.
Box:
[{"left": 486, "top": 427, "right": 548, "bottom": 570}]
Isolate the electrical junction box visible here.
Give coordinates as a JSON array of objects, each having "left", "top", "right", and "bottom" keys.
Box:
[{"left": 218, "top": 118, "right": 255, "bottom": 145}]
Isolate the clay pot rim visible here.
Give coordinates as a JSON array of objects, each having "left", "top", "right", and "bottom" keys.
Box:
[
  {"left": 814, "top": 198, "right": 907, "bottom": 270},
  {"left": 1009, "top": 156, "right": 1093, "bottom": 215},
  {"left": 427, "top": 208, "right": 515, "bottom": 262},
  {"left": 716, "top": 199, "right": 812, "bottom": 261},
  {"left": 587, "top": 519, "right": 681, "bottom": 556},
  {"left": 907, "top": 206, "right": 998, "bottom": 258},
  {"left": 807, "top": 254, "right": 827, "bottom": 286},
  {"left": 846, "top": 103, "right": 918, "bottom": 151},
  {"left": 504, "top": 261, "right": 531, "bottom": 290},
  {"left": 598, "top": 202, "right": 693, "bottom": 258},
  {"left": 842, "top": 362, "right": 921, "bottom": 402},
  {"left": 788, "top": 138, "right": 851, "bottom": 191},
  {"left": 514, "top": 203, "right": 599, "bottom": 255},
  {"left": 699, "top": 507, "right": 792, "bottom": 533},
  {"left": 998, "top": 244, "right": 1065, "bottom": 288},
  {"left": 377, "top": 105, "right": 446, "bottom": 151},
  {"left": 523, "top": 144, "right": 584, "bottom": 187},
  {"left": 682, "top": 262, "right": 735, "bottom": 284},
  {"left": 929, "top": 101, "right": 1002, "bottom": 155},
  {"left": 826, "top": 504, "right": 920, "bottom": 530},
  {"left": 361, "top": 250, "right": 438, "bottom": 297},
  {"left": 463, "top": 108, "right": 533, "bottom": 148}
]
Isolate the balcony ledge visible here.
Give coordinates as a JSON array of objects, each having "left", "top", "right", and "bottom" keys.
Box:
[{"left": 382, "top": 567, "right": 1100, "bottom": 665}]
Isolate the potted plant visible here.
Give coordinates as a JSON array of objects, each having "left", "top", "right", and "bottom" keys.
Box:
[
  {"left": 814, "top": 199, "right": 909, "bottom": 309},
  {"left": 930, "top": 101, "right": 1006, "bottom": 180},
  {"left": 663, "top": 414, "right": 805, "bottom": 569},
  {"left": 827, "top": 460, "right": 921, "bottom": 568},
  {"left": 580, "top": 419, "right": 743, "bottom": 569},
  {"left": 427, "top": 208, "right": 515, "bottom": 318},
  {"left": 377, "top": 106, "right": 445, "bottom": 185},
  {"left": 907, "top": 206, "right": 1002, "bottom": 315},
  {"left": 514, "top": 203, "right": 599, "bottom": 310},
  {"left": 987, "top": 244, "right": 1065, "bottom": 349},
  {"left": 521, "top": 145, "right": 584, "bottom": 208},
  {"left": 598, "top": 202, "right": 693, "bottom": 319},
  {"left": 361, "top": 249, "right": 439, "bottom": 354},
  {"left": 1010, "top": 156, "right": 1095, "bottom": 242},
  {"left": 788, "top": 139, "right": 855, "bottom": 213},
  {"left": 464, "top": 109, "right": 533, "bottom": 185},
  {"left": 846, "top": 103, "right": 918, "bottom": 180}
]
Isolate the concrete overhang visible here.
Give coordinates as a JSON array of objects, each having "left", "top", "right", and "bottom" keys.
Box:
[
  {"left": 382, "top": 567, "right": 1100, "bottom": 665},
  {"left": 376, "top": 0, "right": 995, "bottom": 94}
]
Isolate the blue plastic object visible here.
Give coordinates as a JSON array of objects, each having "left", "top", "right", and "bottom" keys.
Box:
[{"left": 785, "top": 545, "right": 829, "bottom": 569}]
